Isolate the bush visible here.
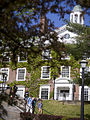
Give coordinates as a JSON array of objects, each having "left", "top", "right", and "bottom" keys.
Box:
[{"left": 20, "top": 112, "right": 82, "bottom": 120}]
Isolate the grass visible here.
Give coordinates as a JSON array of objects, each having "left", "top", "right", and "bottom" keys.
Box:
[{"left": 35, "top": 100, "right": 90, "bottom": 120}]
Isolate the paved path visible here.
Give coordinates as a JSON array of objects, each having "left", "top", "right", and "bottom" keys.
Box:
[{"left": 2, "top": 102, "right": 23, "bottom": 120}]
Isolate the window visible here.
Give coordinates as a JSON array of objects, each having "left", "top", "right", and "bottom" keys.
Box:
[
  {"left": 16, "top": 68, "right": 26, "bottom": 81},
  {"left": 41, "top": 66, "right": 50, "bottom": 79},
  {"left": 40, "top": 85, "right": 50, "bottom": 100},
  {"left": 41, "top": 88, "right": 48, "bottom": 99},
  {"left": 42, "top": 49, "right": 51, "bottom": 60},
  {"left": 61, "top": 66, "right": 70, "bottom": 78},
  {"left": 0, "top": 68, "right": 9, "bottom": 81},
  {"left": 84, "top": 88, "right": 88, "bottom": 101}
]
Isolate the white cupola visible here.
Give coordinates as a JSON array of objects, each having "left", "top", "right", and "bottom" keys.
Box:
[{"left": 70, "top": 5, "right": 84, "bottom": 25}]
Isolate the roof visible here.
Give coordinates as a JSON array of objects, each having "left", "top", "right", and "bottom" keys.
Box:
[{"left": 72, "top": 5, "right": 82, "bottom": 12}]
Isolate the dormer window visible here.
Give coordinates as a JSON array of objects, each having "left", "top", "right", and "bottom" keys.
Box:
[{"left": 42, "top": 49, "right": 51, "bottom": 60}]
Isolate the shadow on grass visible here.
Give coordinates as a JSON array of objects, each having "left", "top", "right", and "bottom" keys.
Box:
[{"left": 84, "top": 114, "right": 90, "bottom": 120}]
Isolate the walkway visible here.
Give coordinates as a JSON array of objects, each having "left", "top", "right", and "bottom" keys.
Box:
[{"left": 2, "top": 102, "right": 24, "bottom": 120}]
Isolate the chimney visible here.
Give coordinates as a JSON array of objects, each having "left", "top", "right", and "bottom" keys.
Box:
[{"left": 40, "top": 14, "right": 48, "bottom": 33}]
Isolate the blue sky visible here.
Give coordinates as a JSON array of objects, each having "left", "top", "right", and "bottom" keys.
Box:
[{"left": 46, "top": 9, "right": 90, "bottom": 28}]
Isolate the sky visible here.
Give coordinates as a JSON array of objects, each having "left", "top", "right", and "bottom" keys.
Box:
[{"left": 46, "top": 7, "right": 90, "bottom": 28}]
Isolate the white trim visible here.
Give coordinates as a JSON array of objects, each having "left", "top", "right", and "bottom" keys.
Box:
[
  {"left": 79, "top": 86, "right": 90, "bottom": 101},
  {"left": 16, "top": 68, "right": 26, "bottom": 81},
  {"left": 39, "top": 85, "right": 50, "bottom": 100},
  {"left": 61, "top": 66, "right": 70, "bottom": 79},
  {"left": 41, "top": 66, "right": 50, "bottom": 79},
  {"left": 18, "top": 56, "right": 27, "bottom": 62},
  {"left": 54, "top": 83, "right": 73, "bottom": 101}
]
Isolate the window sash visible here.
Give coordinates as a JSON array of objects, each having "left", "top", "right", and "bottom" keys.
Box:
[
  {"left": 17, "top": 68, "right": 26, "bottom": 81},
  {"left": 41, "top": 66, "right": 50, "bottom": 79},
  {"left": 84, "top": 88, "right": 88, "bottom": 101},
  {"left": 41, "top": 88, "right": 48, "bottom": 99},
  {"left": 62, "top": 66, "right": 69, "bottom": 78}
]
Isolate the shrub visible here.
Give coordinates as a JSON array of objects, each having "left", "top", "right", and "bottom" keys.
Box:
[{"left": 20, "top": 112, "right": 82, "bottom": 120}]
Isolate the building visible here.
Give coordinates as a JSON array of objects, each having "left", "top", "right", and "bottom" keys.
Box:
[
  {"left": 0, "top": 5, "right": 90, "bottom": 101},
  {"left": 39, "top": 5, "right": 90, "bottom": 101}
]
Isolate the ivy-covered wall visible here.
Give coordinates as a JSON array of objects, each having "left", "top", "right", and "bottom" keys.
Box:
[{"left": 0, "top": 49, "right": 90, "bottom": 97}]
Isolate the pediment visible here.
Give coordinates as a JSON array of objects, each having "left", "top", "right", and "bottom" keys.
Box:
[{"left": 55, "top": 77, "right": 71, "bottom": 84}]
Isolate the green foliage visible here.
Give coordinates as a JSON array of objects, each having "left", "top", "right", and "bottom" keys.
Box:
[{"left": 66, "top": 23, "right": 90, "bottom": 60}]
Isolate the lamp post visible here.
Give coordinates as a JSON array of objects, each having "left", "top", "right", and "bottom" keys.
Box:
[
  {"left": 53, "top": 75, "right": 56, "bottom": 100},
  {"left": 80, "top": 60, "right": 88, "bottom": 120}
]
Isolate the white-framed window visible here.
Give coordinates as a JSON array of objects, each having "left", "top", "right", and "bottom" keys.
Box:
[
  {"left": 39, "top": 85, "right": 50, "bottom": 100},
  {"left": 79, "top": 86, "right": 90, "bottom": 101},
  {"left": 18, "top": 53, "right": 27, "bottom": 62},
  {"left": 84, "top": 88, "right": 88, "bottom": 101},
  {"left": 41, "top": 66, "right": 50, "bottom": 79},
  {"left": 16, "top": 68, "right": 26, "bottom": 81},
  {"left": 0, "top": 68, "right": 9, "bottom": 81},
  {"left": 61, "top": 66, "right": 70, "bottom": 78},
  {"left": 42, "top": 49, "right": 51, "bottom": 60}
]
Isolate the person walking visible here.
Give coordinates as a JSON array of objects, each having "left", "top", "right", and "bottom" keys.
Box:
[
  {"left": 32, "top": 97, "right": 37, "bottom": 114},
  {"left": 26, "top": 95, "right": 32, "bottom": 113},
  {"left": 38, "top": 99, "right": 43, "bottom": 114}
]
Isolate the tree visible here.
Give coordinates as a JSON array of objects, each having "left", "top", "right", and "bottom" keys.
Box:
[
  {"left": 0, "top": 0, "right": 89, "bottom": 65},
  {"left": 66, "top": 23, "right": 90, "bottom": 60}
]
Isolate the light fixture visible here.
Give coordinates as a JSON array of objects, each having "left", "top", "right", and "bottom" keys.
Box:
[{"left": 80, "top": 60, "right": 88, "bottom": 68}]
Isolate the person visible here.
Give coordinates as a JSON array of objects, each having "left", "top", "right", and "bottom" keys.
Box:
[
  {"left": 26, "top": 95, "right": 32, "bottom": 113},
  {"left": 32, "top": 97, "right": 37, "bottom": 114},
  {"left": 38, "top": 99, "right": 43, "bottom": 114}
]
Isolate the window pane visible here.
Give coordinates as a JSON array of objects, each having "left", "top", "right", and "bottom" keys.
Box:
[
  {"left": 42, "top": 66, "right": 50, "bottom": 79},
  {"left": 18, "top": 69, "right": 25, "bottom": 80},
  {"left": 62, "top": 66, "right": 69, "bottom": 78},
  {"left": 84, "top": 88, "right": 88, "bottom": 101},
  {"left": 41, "top": 88, "right": 48, "bottom": 99}
]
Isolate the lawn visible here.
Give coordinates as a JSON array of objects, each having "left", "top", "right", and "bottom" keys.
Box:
[{"left": 35, "top": 100, "right": 90, "bottom": 120}]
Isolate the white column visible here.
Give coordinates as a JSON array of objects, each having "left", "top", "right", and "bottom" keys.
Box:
[
  {"left": 77, "top": 13, "right": 80, "bottom": 24},
  {"left": 82, "top": 16, "right": 84, "bottom": 25},
  {"left": 54, "top": 85, "right": 57, "bottom": 100}
]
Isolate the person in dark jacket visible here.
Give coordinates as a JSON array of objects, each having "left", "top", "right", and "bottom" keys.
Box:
[{"left": 32, "top": 98, "right": 37, "bottom": 114}]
